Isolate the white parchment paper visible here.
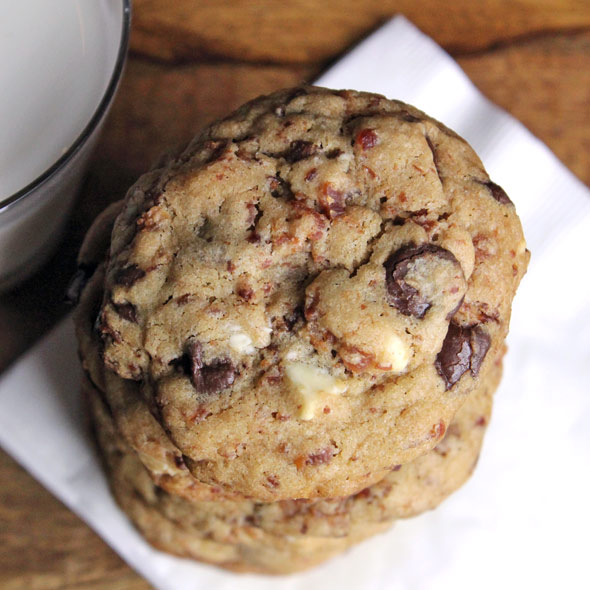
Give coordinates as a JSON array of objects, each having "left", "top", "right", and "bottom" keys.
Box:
[{"left": 1, "top": 16, "right": 589, "bottom": 590}]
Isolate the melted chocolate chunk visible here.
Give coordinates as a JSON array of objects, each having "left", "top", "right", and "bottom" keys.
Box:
[
  {"left": 283, "top": 140, "right": 318, "bottom": 163},
  {"left": 482, "top": 180, "right": 513, "bottom": 205},
  {"left": 435, "top": 323, "right": 491, "bottom": 390},
  {"left": 111, "top": 301, "right": 138, "bottom": 323},
  {"left": 65, "top": 262, "right": 97, "bottom": 304},
  {"left": 384, "top": 243, "right": 458, "bottom": 318},
  {"left": 114, "top": 264, "right": 145, "bottom": 287},
  {"left": 184, "top": 340, "right": 236, "bottom": 395},
  {"left": 425, "top": 136, "right": 443, "bottom": 180},
  {"left": 435, "top": 323, "right": 471, "bottom": 389},
  {"left": 469, "top": 325, "right": 491, "bottom": 376}
]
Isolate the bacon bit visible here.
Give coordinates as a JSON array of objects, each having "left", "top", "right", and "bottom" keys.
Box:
[
  {"left": 430, "top": 420, "right": 446, "bottom": 439},
  {"left": 300, "top": 523, "right": 309, "bottom": 534},
  {"left": 216, "top": 173, "right": 224, "bottom": 181},
  {"left": 339, "top": 344, "right": 375, "bottom": 373},
  {"left": 226, "top": 260, "right": 236, "bottom": 273},
  {"left": 294, "top": 455, "right": 306, "bottom": 471},
  {"left": 356, "top": 128, "right": 379, "bottom": 150},
  {"left": 176, "top": 293, "right": 192, "bottom": 305},
  {"left": 190, "top": 406, "right": 211, "bottom": 423},
  {"left": 246, "top": 202, "right": 258, "bottom": 226},
  {"left": 136, "top": 206, "right": 169, "bottom": 231},
  {"left": 274, "top": 232, "right": 299, "bottom": 247},
  {"left": 475, "top": 416, "right": 487, "bottom": 427},
  {"left": 272, "top": 411, "right": 290, "bottom": 423},
  {"left": 391, "top": 464, "right": 402, "bottom": 471},
  {"left": 305, "top": 168, "right": 318, "bottom": 182},
  {"left": 398, "top": 191, "right": 407, "bottom": 203},
  {"left": 323, "top": 406, "right": 331, "bottom": 414},
  {"left": 319, "top": 182, "right": 347, "bottom": 218},
  {"left": 261, "top": 258, "right": 272, "bottom": 269},
  {"left": 237, "top": 286, "right": 254, "bottom": 301},
  {"left": 304, "top": 290, "right": 320, "bottom": 321},
  {"left": 266, "top": 475, "right": 280, "bottom": 488},
  {"left": 356, "top": 487, "right": 371, "bottom": 499},
  {"left": 512, "top": 264, "right": 518, "bottom": 277},
  {"left": 369, "top": 407, "right": 378, "bottom": 414},
  {"left": 305, "top": 448, "right": 334, "bottom": 466},
  {"left": 363, "top": 165, "right": 377, "bottom": 179},
  {"left": 360, "top": 304, "right": 367, "bottom": 310}
]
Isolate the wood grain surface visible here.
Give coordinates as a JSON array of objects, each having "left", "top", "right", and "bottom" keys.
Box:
[{"left": 1, "top": 1, "right": 588, "bottom": 588}]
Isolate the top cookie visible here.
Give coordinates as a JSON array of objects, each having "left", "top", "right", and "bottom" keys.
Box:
[{"left": 96, "top": 86, "right": 528, "bottom": 500}]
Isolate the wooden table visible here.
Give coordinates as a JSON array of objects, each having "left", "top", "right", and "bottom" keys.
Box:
[{"left": 1, "top": 1, "right": 588, "bottom": 587}]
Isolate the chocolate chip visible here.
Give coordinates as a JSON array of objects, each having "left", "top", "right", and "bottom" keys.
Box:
[
  {"left": 269, "top": 174, "right": 293, "bottom": 199},
  {"left": 481, "top": 180, "right": 513, "bottom": 205},
  {"left": 384, "top": 244, "right": 458, "bottom": 318},
  {"left": 425, "top": 136, "right": 443, "bottom": 180},
  {"left": 114, "top": 264, "right": 145, "bottom": 287},
  {"left": 435, "top": 323, "right": 491, "bottom": 390},
  {"left": 283, "top": 140, "right": 318, "bottom": 163},
  {"left": 435, "top": 323, "right": 471, "bottom": 389},
  {"left": 184, "top": 340, "right": 236, "bottom": 395},
  {"left": 64, "top": 262, "right": 97, "bottom": 304},
  {"left": 325, "top": 148, "right": 343, "bottom": 159},
  {"left": 469, "top": 325, "right": 491, "bottom": 376},
  {"left": 111, "top": 300, "right": 138, "bottom": 323}
]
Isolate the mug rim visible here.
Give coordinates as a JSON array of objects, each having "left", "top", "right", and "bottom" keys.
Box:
[{"left": 0, "top": 0, "right": 132, "bottom": 214}]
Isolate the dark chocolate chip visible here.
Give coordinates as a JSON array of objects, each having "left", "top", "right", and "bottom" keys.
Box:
[
  {"left": 64, "top": 262, "right": 97, "bottom": 304},
  {"left": 111, "top": 300, "right": 138, "bottom": 323},
  {"left": 469, "top": 325, "right": 491, "bottom": 377},
  {"left": 425, "top": 136, "right": 443, "bottom": 180},
  {"left": 384, "top": 243, "right": 458, "bottom": 318},
  {"left": 482, "top": 180, "right": 513, "bottom": 205},
  {"left": 283, "top": 140, "right": 318, "bottom": 163},
  {"left": 269, "top": 174, "right": 293, "bottom": 199},
  {"left": 325, "top": 148, "right": 343, "bottom": 159},
  {"left": 114, "top": 264, "right": 145, "bottom": 287},
  {"left": 184, "top": 340, "right": 236, "bottom": 395},
  {"left": 435, "top": 323, "right": 491, "bottom": 389},
  {"left": 435, "top": 323, "right": 472, "bottom": 389}
]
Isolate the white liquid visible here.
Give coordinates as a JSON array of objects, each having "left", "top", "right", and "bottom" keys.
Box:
[{"left": 0, "top": 0, "right": 122, "bottom": 199}]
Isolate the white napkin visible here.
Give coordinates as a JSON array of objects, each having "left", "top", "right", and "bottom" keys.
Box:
[{"left": 1, "top": 15, "right": 589, "bottom": 590}]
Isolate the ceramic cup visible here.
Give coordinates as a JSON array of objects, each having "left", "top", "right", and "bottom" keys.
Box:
[{"left": 0, "top": 0, "right": 131, "bottom": 291}]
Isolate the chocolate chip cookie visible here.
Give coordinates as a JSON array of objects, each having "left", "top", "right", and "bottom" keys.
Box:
[{"left": 88, "top": 86, "right": 528, "bottom": 501}]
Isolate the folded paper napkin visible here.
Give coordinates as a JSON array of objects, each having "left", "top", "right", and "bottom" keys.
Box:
[{"left": 1, "top": 16, "right": 589, "bottom": 590}]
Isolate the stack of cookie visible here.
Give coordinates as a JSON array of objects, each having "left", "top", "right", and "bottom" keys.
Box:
[{"left": 73, "top": 87, "right": 528, "bottom": 574}]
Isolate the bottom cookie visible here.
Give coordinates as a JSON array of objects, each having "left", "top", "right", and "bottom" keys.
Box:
[{"left": 88, "top": 381, "right": 391, "bottom": 574}]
